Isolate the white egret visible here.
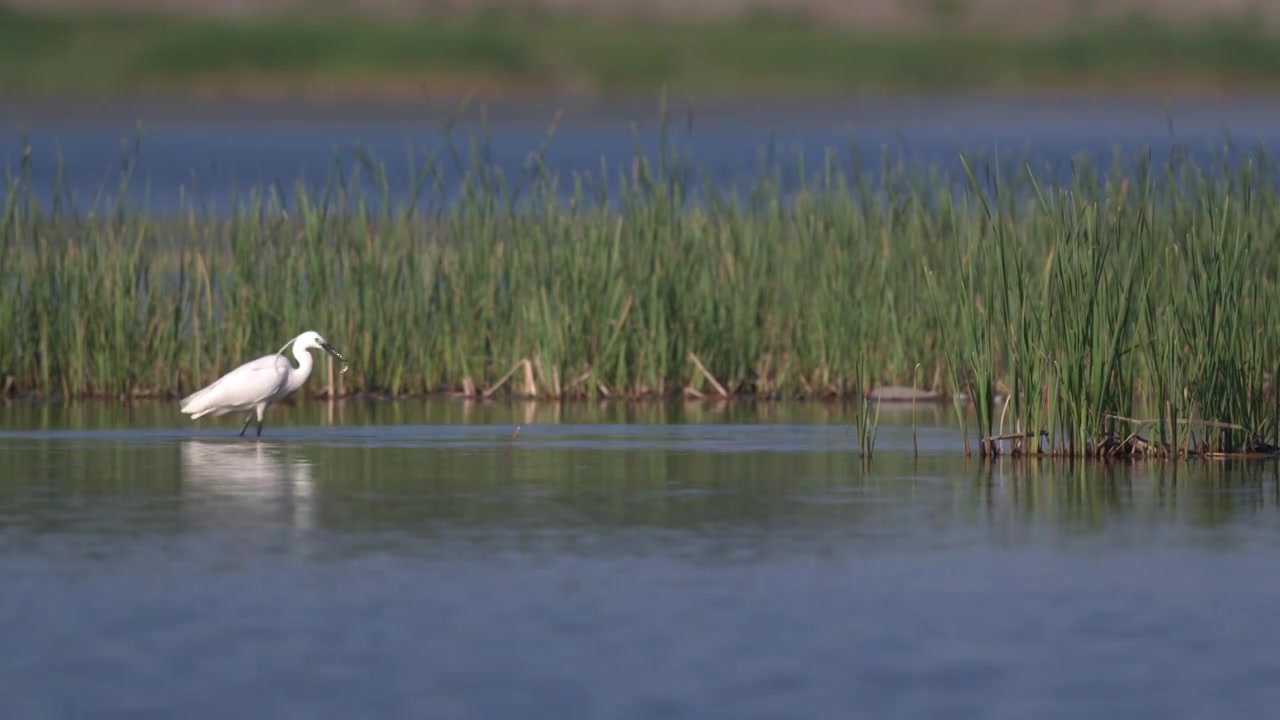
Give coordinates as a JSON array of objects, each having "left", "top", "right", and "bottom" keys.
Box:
[{"left": 179, "top": 330, "right": 348, "bottom": 437}]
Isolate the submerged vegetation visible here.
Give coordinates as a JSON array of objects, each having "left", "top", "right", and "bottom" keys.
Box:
[{"left": 3, "top": 116, "right": 1280, "bottom": 459}]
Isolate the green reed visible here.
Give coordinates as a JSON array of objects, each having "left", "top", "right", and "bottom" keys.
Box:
[{"left": 3, "top": 125, "right": 1280, "bottom": 457}]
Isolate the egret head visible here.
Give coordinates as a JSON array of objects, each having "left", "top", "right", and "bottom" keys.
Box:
[{"left": 295, "top": 331, "right": 348, "bottom": 369}]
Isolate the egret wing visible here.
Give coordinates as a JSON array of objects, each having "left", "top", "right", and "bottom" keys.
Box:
[{"left": 179, "top": 354, "right": 292, "bottom": 418}]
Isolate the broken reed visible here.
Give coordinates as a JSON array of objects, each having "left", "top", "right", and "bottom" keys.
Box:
[{"left": 2, "top": 135, "right": 1279, "bottom": 456}]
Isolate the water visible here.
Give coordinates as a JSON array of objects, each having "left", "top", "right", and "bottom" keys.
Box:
[
  {"left": 2, "top": 399, "right": 1278, "bottom": 718},
  {"left": 5, "top": 92, "right": 1280, "bottom": 715},
  {"left": 5, "top": 94, "right": 1280, "bottom": 213}
]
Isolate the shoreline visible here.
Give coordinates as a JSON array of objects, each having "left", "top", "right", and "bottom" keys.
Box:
[
  {"left": 3, "top": 77, "right": 1278, "bottom": 105},
  {"left": 0, "top": 387, "right": 962, "bottom": 405},
  {"left": 4, "top": 10, "right": 1280, "bottom": 99},
  {"left": 5, "top": 394, "right": 1275, "bottom": 461}
]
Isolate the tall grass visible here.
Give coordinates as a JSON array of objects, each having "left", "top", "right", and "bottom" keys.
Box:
[{"left": 3, "top": 126, "right": 1280, "bottom": 457}]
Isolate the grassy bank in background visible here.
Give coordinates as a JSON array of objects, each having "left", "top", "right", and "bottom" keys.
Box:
[
  {"left": 3, "top": 122, "right": 1280, "bottom": 458},
  {"left": 4, "top": 7, "right": 1280, "bottom": 96}
]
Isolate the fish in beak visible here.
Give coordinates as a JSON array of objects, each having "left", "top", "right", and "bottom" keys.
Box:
[{"left": 319, "top": 340, "right": 349, "bottom": 374}]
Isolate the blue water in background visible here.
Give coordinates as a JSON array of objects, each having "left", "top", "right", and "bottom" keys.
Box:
[{"left": 3, "top": 93, "right": 1278, "bottom": 214}]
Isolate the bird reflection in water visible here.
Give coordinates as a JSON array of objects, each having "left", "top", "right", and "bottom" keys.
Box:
[{"left": 179, "top": 441, "right": 316, "bottom": 532}]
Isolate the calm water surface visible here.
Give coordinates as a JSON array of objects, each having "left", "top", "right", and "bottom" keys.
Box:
[{"left": 1, "top": 400, "right": 1278, "bottom": 718}]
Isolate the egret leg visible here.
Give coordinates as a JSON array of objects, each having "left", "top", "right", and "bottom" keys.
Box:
[
  {"left": 239, "top": 413, "right": 255, "bottom": 437},
  {"left": 255, "top": 404, "right": 266, "bottom": 437}
]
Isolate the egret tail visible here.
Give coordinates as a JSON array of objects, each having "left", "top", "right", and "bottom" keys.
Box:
[{"left": 179, "top": 378, "right": 238, "bottom": 419}]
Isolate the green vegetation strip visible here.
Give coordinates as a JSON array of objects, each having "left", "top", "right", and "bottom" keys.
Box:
[
  {"left": 4, "top": 8, "right": 1280, "bottom": 94},
  {"left": 3, "top": 124, "right": 1280, "bottom": 459}
]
